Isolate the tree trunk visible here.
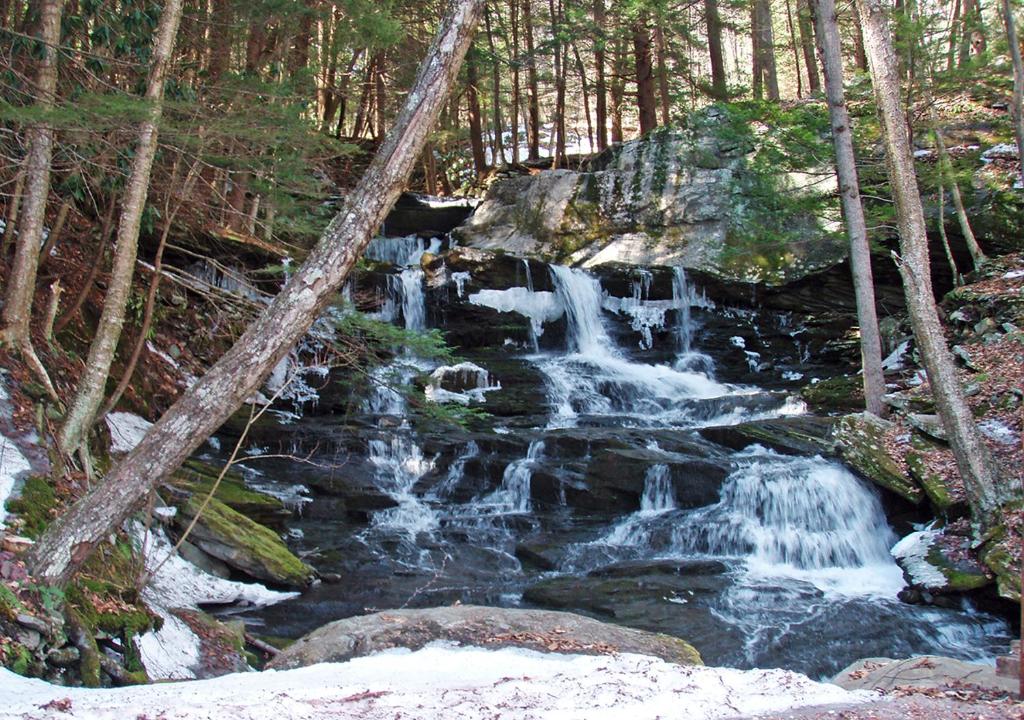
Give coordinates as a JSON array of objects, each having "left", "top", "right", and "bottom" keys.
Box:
[
  {"left": 633, "top": 18, "right": 658, "bottom": 134},
  {"left": 374, "top": 52, "right": 387, "bottom": 139},
  {"left": 1002, "top": 0, "right": 1024, "bottom": 190},
  {"left": 933, "top": 118, "right": 986, "bottom": 270},
  {"left": 594, "top": 0, "right": 608, "bottom": 149},
  {"left": 29, "top": 0, "right": 486, "bottom": 586},
  {"left": 572, "top": 43, "right": 595, "bottom": 152},
  {"left": 797, "top": 0, "right": 821, "bottom": 92},
  {"left": 812, "top": 0, "right": 886, "bottom": 417},
  {"left": 751, "top": 1, "right": 763, "bottom": 99},
  {"left": 610, "top": 37, "right": 625, "bottom": 142},
  {"left": 58, "top": 0, "right": 185, "bottom": 457},
  {"left": 756, "top": 0, "right": 780, "bottom": 100},
  {"left": 705, "top": 0, "right": 729, "bottom": 99},
  {"left": 2, "top": 0, "right": 63, "bottom": 350},
  {"left": 483, "top": 4, "right": 506, "bottom": 165},
  {"left": 654, "top": 25, "right": 671, "bottom": 125},
  {"left": 466, "top": 44, "right": 488, "bottom": 176},
  {"left": 785, "top": 0, "right": 803, "bottom": 98},
  {"left": 851, "top": 6, "right": 869, "bottom": 70},
  {"left": 856, "top": 0, "right": 1006, "bottom": 526},
  {"left": 510, "top": 0, "right": 521, "bottom": 162},
  {"left": 523, "top": 0, "right": 541, "bottom": 161},
  {"left": 549, "top": 0, "right": 567, "bottom": 166}
]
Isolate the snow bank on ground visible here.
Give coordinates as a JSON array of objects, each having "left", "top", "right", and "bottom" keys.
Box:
[
  {"left": 104, "top": 412, "right": 153, "bottom": 454},
  {"left": 135, "top": 527, "right": 297, "bottom": 680},
  {"left": 0, "top": 643, "right": 870, "bottom": 720},
  {"left": 0, "top": 433, "right": 32, "bottom": 530}
]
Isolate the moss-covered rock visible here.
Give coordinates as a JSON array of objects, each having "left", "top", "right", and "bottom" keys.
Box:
[
  {"left": 800, "top": 376, "right": 865, "bottom": 414},
  {"left": 979, "top": 506, "right": 1023, "bottom": 602},
  {"left": 892, "top": 528, "right": 993, "bottom": 594},
  {"left": 173, "top": 495, "right": 314, "bottom": 588},
  {"left": 4, "top": 475, "right": 58, "bottom": 539},
  {"left": 171, "top": 459, "right": 285, "bottom": 525},
  {"left": 834, "top": 413, "right": 923, "bottom": 503},
  {"left": 904, "top": 434, "right": 966, "bottom": 516}
]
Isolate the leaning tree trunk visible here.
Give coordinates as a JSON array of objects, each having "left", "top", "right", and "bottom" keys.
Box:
[
  {"left": 855, "top": 0, "right": 1006, "bottom": 526},
  {"left": 1, "top": 0, "right": 63, "bottom": 397},
  {"left": 29, "top": 0, "right": 486, "bottom": 586},
  {"left": 1001, "top": 0, "right": 1024, "bottom": 190},
  {"left": 58, "top": 0, "right": 185, "bottom": 458},
  {"left": 812, "top": 0, "right": 886, "bottom": 416}
]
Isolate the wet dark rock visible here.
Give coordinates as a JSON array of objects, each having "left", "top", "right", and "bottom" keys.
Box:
[
  {"left": 382, "top": 193, "right": 475, "bottom": 237},
  {"left": 699, "top": 416, "right": 837, "bottom": 457}
]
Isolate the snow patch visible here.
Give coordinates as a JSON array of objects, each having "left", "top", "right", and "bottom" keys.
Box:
[
  {"left": 882, "top": 340, "right": 910, "bottom": 371},
  {"left": 891, "top": 529, "right": 947, "bottom": 589},
  {"left": 105, "top": 412, "right": 153, "bottom": 454},
  {"left": 451, "top": 271, "right": 471, "bottom": 298},
  {"left": 1003, "top": 269, "right": 1024, "bottom": 280},
  {"left": 0, "top": 434, "right": 31, "bottom": 529},
  {"left": 0, "top": 643, "right": 871, "bottom": 720},
  {"left": 137, "top": 613, "right": 202, "bottom": 681},
  {"left": 729, "top": 336, "right": 746, "bottom": 349},
  {"left": 978, "top": 419, "right": 1019, "bottom": 446}
]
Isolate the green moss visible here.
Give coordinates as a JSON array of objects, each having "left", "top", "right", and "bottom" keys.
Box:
[
  {"left": 5, "top": 475, "right": 58, "bottom": 539},
  {"left": 834, "top": 413, "right": 923, "bottom": 503},
  {"left": 177, "top": 495, "right": 314, "bottom": 587},
  {"left": 979, "top": 506, "right": 1023, "bottom": 602},
  {"left": 173, "top": 459, "right": 284, "bottom": 520},
  {"left": 800, "top": 376, "right": 865, "bottom": 414}
]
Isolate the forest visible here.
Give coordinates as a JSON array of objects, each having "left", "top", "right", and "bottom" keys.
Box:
[{"left": 0, "top": 0, "right": 1023, "bottom": 716}]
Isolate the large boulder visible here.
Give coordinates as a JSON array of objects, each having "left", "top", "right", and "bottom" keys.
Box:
[
  {"left": 891, "top": 527, "right": 993, "bottom": 595},
  {"left": 268, "top": 605, "right": 702, "bottom": 669},
  {"left": 833, "top": 413, "right": 923, "bottom": 504},
  {"left": 172, "top": 495, "right": 314, "bottom": 588},
  {"left": 453, "top": 110, "right": 845, "bottom": 284}
]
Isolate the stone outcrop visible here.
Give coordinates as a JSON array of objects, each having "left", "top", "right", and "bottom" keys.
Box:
[
  {"left": 453, "top": 112, "right": 845, "bottom": 284},
  {"left": 268, "top": 605, "right": 702, "bottom": 669}
]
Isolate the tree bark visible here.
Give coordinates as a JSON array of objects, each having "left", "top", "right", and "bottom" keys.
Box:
[
  {"left": 29, "top": 0, "right": 486, "bottom": 584},
  {"left": 610, "top": 37, "right": 625, "bottom": 142},
  {"left": 58, "top": 0, "right": 185, "bottom": 456},
  {"left": 812, "top": 0, "right": 886, "bottom": 416},
  {"left": 633, "top": 17, "right": 657, "bottom": 134},
  {"left": 654, "top": 25, "right": 671, "bottom": 125},
  {"left": 510, "top": 0, "right": 521, "bottom": 162},
  {"left": 855, "top": 0, "right": 1006, "bottom": 526},
  {"left": 483, "top": 4, "right": 506, "bottom": 165},
  {"left": 523, "top": 0, "right": 541, "bottom": 161},
  {"left": 755, "top": 0, "right": 780, "bottom": 100},
  {"left": 705, "top": 0, "right": 729, "bottom": 99},
  {"left": 797, "top": 0, "right": 821, "bottom": 92},
  {"left": 549, "top": 0, "right": 567, "bottom": 166},
  {"left": 933, "top": 118, "right": 986, "bottom": 270},
  {"left": 466, "top": 44, "right": 488, "bottom": 176},
  {"left": 1002, "top": 0, "right": 1024, "bottom": 190},
  {"left": 2, "top": 0, "right": 63, "bottom": 349},
  {"left": 594, "top": 0, "right": 608, "bottom": 149}
]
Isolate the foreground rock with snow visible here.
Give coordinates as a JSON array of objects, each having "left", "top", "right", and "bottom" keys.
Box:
[{"left": 0, "top": 644, "right": 867, "bottom": 720}]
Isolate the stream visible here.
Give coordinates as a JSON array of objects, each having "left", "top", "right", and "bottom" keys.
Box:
[{"left": 204, "top": 232, "right": 1011, "bottom": 679}]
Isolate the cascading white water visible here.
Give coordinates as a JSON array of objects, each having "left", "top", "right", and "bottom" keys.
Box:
[
  {"left": 541, "top": 266, "right": 747, "bottom": 427},
  {"left": 640, "top": 464, "right": 676, "bottom": 512},
  {"left": 673, "top": 267, "right": 692, "bottom": 355},
  {"left": 670, "top": 446, "right": 905, "bottom": 595},
  {"left": 481, "top": 441, "right": 544, "bottom": 513},
  {"left": 400, "top": 268, "right": 426, "bottom": 331},
  {"left": 550, "top": 265, "right": 620, "bottom": 358},
  {"left": 366, "top": 436, "right": 439, "bottom": 537}
]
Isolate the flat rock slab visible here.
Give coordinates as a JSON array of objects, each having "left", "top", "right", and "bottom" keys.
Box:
[
  {"left": 833, "top": 655, "right": 1019, "bottom": 696},
  {"left": 268, "top": 605, "right": 702, "bottom": 670}
]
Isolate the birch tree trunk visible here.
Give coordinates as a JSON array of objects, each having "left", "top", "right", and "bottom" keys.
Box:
[
  {"left": 58, "top": 0, "right": 185, "bottom": 457},
  {"left": 812, "top": 0, "right": 886, "bottom": 416},
  {"left": 855, "top": 0, "right": 1007, "bottom": 526},
  {"left": 2, "top": 0, "right": 63, "bottom": 369},
  {"left": 29, "top": 0, "right": 486, "bottom": 585}
]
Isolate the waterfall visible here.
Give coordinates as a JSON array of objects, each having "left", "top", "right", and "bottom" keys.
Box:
[
  {"left": 366, "top": 436, "right": 438, "bottom": 537},
  {"left": 549, "top": 265, "right": 619, "bottom": 358},
  {"left": 400, "top": 268, "right": 426, "bottom": 331},
  {"left": 673, "top": 267, "right": 693, "bottom": 355},
  {"left": 482, "top": 441, "right": 544, "bottom": 513},
  {"left": 671, "top": 447, "right": 905, "bottom": 595},
  {"left": 640, "top": 464, "right": 676, "bottom": 512},
  {"left": 541, "top": 265, "right": 737, "bottom": 427}
]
